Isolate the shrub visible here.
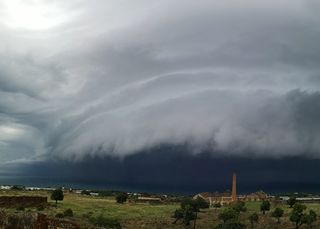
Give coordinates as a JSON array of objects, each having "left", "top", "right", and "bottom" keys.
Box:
[
  {"left": 218, "top": 208, "right": 239, "bottom": 223},
  {"left": 287, "top": 197, "right": 296, "bottom": 208},
  {"left": 260, "top": 200, "right": 271, "bottom": 215},
  {"left": 248, "top": 212, "right": 259, "bottom": 229},
  {"left": 215, "top": 219, "right": 246, "bottom": 229},
  {"left": 63, "top": 208, "right": 74, "bottom": 217},
  {"left": 116, "top": 193, "right": 128, "bottom": 204},
  {"left": 51, "top": 189, "right": 64, "bottom": 204},
  {"left": 81, "top": 190, "right": 91, "bottom": 195},
  {"left": 37, "top": 205, "right": 45, "bottom": 211},
  {"left": 90, "top": 214, "right": 121, "bottom": 229},
  {"left": 55, "top": 213, "right": 64, "bottom": 218},
  {"left": 271, "top": 208, "right": 284, "bottom": 223},
  {"left": 16, "top": 206, "right": 25, "bottom": 211},
  {"left": 213, "top": 202, "right": 222, "bottom": 208},
  {"left": 231, "top": 201, "right": 247, "bottom": 213}
]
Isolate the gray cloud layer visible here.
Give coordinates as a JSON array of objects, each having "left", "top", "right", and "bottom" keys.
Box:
[{"left": 0, "top": 0, "right": 320, "bottom": 163}]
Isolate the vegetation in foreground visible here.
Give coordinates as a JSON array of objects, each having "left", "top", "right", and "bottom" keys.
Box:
[{"left": 1, "top": 189, "right": 320, "bottom": 228}]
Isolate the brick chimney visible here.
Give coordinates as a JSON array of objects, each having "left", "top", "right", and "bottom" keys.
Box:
[{"left": 232, "top": 173, "right": 237, "bottom": 201}]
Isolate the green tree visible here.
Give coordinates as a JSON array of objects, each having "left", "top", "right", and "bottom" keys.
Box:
[
  {"left": 218, "top": 208, "right": 239, "bottom": 223},
  {"left": 172, "top": 208, "right": 184, "bottom": 224},
  {"left": 115, "top": 192, "right": 128, "bottom": 204},
  {"left": 302, "top": 210, "right": 317, "bottom": 229},
  {"left": 290, "top": 204, "right": 307, "bottom": 229},
  {"left": 172, "top": 205, "right": 196, "bottom": 226},
  {"left": 271, "top": 208, "right": 284, "bottom": 223},
  {"left": 248, "top": 212, "right": 259, "bottom": 229},
  {"left": 183, "top": 205, "right": 197, "bottom": 226},
  {"left": 231, "top": 201, "right": 247, "bottom": 213},
  {"left": 287, "top": 197, "right": 296, "bottom": 208},
  {"left": 194, "top": 197, "right": 210, "bottom": 209},
  {"left": 260, "top": 200, "right": 270, "bottom": 215},
  {"left": 51, "top": 189, "right": 64, "bottom": 204}
]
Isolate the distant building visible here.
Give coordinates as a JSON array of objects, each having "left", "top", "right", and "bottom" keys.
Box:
[
  {"left": 193, "top": 173, "right": 269, "bottom": 206},
  {"left": 129, "top": 196, "right": 163, "bottom": 204}
]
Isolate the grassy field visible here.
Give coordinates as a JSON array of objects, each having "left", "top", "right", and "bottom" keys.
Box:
[{"left": 2, "top": 190, "right": 320, "bottom": 228}]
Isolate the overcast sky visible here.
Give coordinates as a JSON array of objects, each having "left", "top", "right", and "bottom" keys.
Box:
[{"left": 0, "top": 0, "right": 320, "bottom": 172}]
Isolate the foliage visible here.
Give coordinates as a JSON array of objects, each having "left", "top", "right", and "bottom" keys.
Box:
[
  {"left": 172, "top": 208, "right": 184, "bottom": 224},
  {"left": 271, "top": 207, "right": 284, "bottom": 223},
  {"left": 218, "top": 208, "right": 239, "bottom": 223},
  {"left": 231, "top": 201, "right": 247, "bottom": 213},
  {"left": 51, "top": 189, "right": 64, "bottom": 204},
  {"left": 116, "top": 192, "right": 128, "bottom": 204},
  {"left": 37, "top": 205, "right": 45, "bottom": 211},
  {"left": 213, "top": 202, "right": 222, "bottom": 208},
  {"left": 172, "top": 197, "right": 208, "bottom": 226},
  {"left": 63, "top": 208, "right": 74, "bottom": 217},
  {"left": 248, "top": 212, "right": 259, "bottom": 229},
  {"left": 173, "top": 204, "right": 197, "bottom": 225},
  {"left": 215, "top": 219, "right": 246, "bottom": 229},
  {"left": 81, "top": 190, "right": 91, "bottom": 195},
  {"left": 181, "top": 198, "right": 199, "bottom": 212},
  {"left": 301, "top": 210, "right": 317, "bottom": 228},
  {"left": 194, "top": 197, "right": 210, "bottom": 209},
  {"left": 16, "top": 206, "right": 25, "bottom": 211},
  {"left": 10, "top": 185, "right": 25, "bottom": 191},
  {"left": 90, "top": 214, "right": 122, "bottom": 229},
  {"left": 287, "top": 197, "right": 296, "bottom": 208},
  {"left": 55, "top": 213, "right": 64, "bottom": 218},
  {"left": 290, "top": 203, "right": 307, "bottom": 229},
  {"left": 260, "top": 200, "right": 270, "bottom": 214}
]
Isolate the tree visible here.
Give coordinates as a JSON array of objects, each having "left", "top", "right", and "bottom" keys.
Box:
[
  {"left": 194, "top": 197, "right": 210, "bottom": 209},
  {"left": 218, "top": 208, "right": 239, "bottom": 223},
  {"left": 115, "top": 192, "right": 128, "bottom": 204},
  {"left": 271, "top": 208, "right": 284, "bottom": 223},
  {"left": 183, "top": 205, "right": 197, "bottom": 226},
  {"left": 302, "top": 210, "right": 317, "bottom": 229},
  {"left": 172, "top": 208, "right": 184, "bottom": 224},
  {"left": 248, "top": 212, "right": 259, "bottom": 229},
  {"left": 51, "top": 189, "right": 64, "bottom": 204},
  {"left": 290, "top": 204, "right": 307, "bottom": 229},
  {"left": 231, "top": 201, "right": 247, "bottom": 213},
  {"left": 260, "top": 200, "right": 270, "bottom": 215},
  {"left": 172, "top": 205, "right": 196, "bottom": 226},
  {"left": 287, "top": 197, "right": 296, "bottom": 208}
]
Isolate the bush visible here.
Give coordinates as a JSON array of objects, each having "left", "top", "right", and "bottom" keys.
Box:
[
  {"left": 215, "top": 219, "right": 246, "bottom": 229},
  {"left": 213, "top": 203, "right": 222, "bottom": 208},
  {"left": 55, "top": 213, "right": 64, "bottom": 218},
  {"left": 51, "top": 189, "right": 64, "bottom": 204},
  {"left": 37, "top": 205, "right": 45, "bottom": 211},
  {"left": 218, "top": 208, "right": 239, "bottom": 223},
  {"left": 81, "top": 190, "right": 91, "bottom": 195},
  {"left": 287, "top": 197, "right": 296, "bottom": 208},
  {"left": 260, "top": 200, "right": 271, "bottom": 215},
  {"left": 63, "top": 208, "right": 74, "bottom": 217},
  {"left": 231, "top": 201, "right": 247, "bottom": 213},
  {"left": 90, "top": 214, "right": 122, "bottom": 229},
  {"left": 194, "top": 197, "right": 209, "bottom": 209},
  {"left": 116, "top": 193, "right": 128, "bottom": 204},
  {"left": 16, "top": 206, "right": 25, "bottom": 211}
]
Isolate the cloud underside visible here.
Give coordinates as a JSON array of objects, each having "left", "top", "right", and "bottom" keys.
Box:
[{"left": 0, "top": 0, "right": 320, "bottom": 163}]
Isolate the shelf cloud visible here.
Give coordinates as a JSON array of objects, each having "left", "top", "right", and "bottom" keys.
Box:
[{"left": 0, "top": 0, "right": 320, "bottom": 164}]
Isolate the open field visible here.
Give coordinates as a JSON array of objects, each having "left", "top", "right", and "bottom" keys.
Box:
[{"left": 2, "top": 190, "right": 320, "bottom": 228}]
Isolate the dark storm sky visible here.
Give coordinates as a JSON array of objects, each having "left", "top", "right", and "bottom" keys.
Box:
[{"left": 0, "top": 0, "right": 320, "bottom": 193}]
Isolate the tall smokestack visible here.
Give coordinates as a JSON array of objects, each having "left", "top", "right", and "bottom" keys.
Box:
[{"left": 232, "top": 173, "right": 237, "bottom": 201}]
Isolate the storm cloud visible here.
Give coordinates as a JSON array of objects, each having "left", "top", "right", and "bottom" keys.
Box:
[{"left": 0, "top": 0, "right": 320, "bottom": 165}]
